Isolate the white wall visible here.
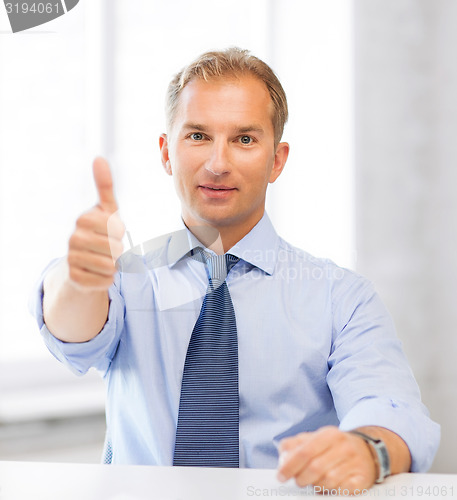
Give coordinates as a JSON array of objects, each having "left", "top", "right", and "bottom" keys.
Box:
[{"left": 354, "top": 0, "right": 457, "bottom": 473}]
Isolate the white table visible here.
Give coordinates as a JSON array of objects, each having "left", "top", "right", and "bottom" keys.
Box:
[{"left": 0, "top": 461, "right": 455, "bottom": 500}]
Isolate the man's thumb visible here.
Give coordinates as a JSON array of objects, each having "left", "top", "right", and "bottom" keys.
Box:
[{"left": 93, "top": 157, "right": 118, "bottom": 213}]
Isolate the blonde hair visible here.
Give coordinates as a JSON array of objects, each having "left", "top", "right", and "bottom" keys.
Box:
[{"left": 165, "top": 47, "right": 288, "bottom": 145}]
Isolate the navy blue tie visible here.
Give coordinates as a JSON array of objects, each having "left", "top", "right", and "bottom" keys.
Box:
[{"left": 173, "top": 251, "right": 240, "bottom": 467}]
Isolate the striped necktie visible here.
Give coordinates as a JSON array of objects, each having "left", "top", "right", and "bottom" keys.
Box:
[{"left": 173, "top": 251, "right": 240, "bottom": 467}]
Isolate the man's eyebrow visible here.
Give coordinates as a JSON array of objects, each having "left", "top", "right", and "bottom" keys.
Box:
[
  {"left": 182, "top": 123, "right": 207, "bottom": 132},
  {"left": 237, "top": 125, "right": 265, "bottom": 135}
]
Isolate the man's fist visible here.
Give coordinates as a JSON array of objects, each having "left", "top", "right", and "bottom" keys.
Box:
[
  {"left": 277, "top": 426, "right": 377, "bottom": 494},
  {"left": 67, "top": 157, "right": 125, "bottom": 291}
]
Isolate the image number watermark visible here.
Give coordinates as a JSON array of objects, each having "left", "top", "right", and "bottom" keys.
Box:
[
  {"left": 398, "top": 485, "right": 455, "bottom": 497},
  {"left": 3, "top": 0, "right": 79, "bottom": 33}
]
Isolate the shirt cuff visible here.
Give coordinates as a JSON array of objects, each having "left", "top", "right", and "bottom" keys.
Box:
[
  {"left": 29, "top": 260, "right": 124, "bottom": 376},
  {"left": 339, "top": 397, "right": 440, "bottom": 472}
]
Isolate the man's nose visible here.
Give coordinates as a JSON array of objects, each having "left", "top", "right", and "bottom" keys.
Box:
[{"left": 205, "top": 140, "right": 231, "bottom": 176}]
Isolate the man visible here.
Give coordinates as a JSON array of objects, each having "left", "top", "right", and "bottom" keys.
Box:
[{"left": 33, "top": 48, "right": 439, "bottom": 492}]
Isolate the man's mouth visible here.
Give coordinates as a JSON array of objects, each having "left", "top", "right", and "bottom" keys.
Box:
[
  {"left": 199, "top": 184, "right": 237, "bottom": 198},
  {"left": 201, "top": 184, "right": 235, "bottom": 190}
]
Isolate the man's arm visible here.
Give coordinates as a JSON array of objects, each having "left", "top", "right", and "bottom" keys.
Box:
[
  {"left": 277, "top": 425, "right": 410, "bottom": 493},
  {"left": 42, "top": 157, "right": 124, "bottom": 343}
]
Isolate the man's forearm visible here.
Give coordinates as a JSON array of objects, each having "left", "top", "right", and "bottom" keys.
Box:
[{"left": 43, "top": 259, "right": 110, "bottom": 343}]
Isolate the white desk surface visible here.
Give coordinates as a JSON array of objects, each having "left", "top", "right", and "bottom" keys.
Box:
[{"left": 0, "top": 461, "right": 456, "bottom": 500}]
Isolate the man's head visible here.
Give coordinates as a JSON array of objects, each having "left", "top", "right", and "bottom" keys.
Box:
[
  {"left": 165, "top": 47, "right": 288, "bottom": 147},
  {"left": 160, "top": 48, "right": 290, "bottom": 250}
]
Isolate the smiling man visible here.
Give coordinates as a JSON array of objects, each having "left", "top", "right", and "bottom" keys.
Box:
[{"left": 34, "top": 48, "right": 439, "bottom": 493}]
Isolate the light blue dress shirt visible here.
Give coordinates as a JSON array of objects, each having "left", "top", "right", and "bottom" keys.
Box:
[{"left": 32, "top": 213, "right": 439, "bottom": 471}]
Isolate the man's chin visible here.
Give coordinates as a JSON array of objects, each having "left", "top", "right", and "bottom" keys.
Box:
[
  {"left": 197, "top": 213, "right": 241, "bottom": 229},
  {"left": 184, "top": 205, "right": 262, "bottom": 233}
]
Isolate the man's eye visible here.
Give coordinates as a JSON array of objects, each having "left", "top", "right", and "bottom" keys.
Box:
[
  {"left": 190, "top": 133, "right": 204, "bottom": 141},
  {"left": 239, "top": 135, "right": 252, "bottom": 145}
]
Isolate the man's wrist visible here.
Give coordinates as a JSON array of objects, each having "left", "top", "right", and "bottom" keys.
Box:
[{"left": 349, "top": 430, "right": 391, "bottom": 483}]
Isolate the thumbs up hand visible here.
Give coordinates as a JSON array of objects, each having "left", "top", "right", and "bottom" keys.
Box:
[{"left": 67, "top": 157, "right": 125, "bottom": 291}]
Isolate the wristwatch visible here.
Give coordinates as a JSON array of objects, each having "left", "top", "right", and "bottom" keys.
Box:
[{"left": 349, "top": 430, "right": 391, "bottom": 483}]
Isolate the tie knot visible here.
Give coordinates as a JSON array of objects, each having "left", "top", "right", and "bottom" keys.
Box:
[
  {"left": 208, "top": 254, "right": 226, "bottom": 283},
  {"left": 208, "top": 253, "right": 239, "bottom": 282},
  {"left": 190, "top": 249, "right": 239, "bottom": 283}
]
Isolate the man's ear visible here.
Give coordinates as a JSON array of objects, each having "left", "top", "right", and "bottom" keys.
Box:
[
  {"left": 269, "top": 142, "right": 290, "bottom": 184},
  {"left": 159, "top": 133, "right": 172, "bottom": 176}
]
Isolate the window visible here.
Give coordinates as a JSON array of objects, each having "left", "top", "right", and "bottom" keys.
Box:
[{"left": 0, "top": 0, "right": 353, "bottom": 409}]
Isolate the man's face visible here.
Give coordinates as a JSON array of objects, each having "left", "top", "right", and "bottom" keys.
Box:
[{"left": 160, "top": 75, "right": 289, "bottom": 240}]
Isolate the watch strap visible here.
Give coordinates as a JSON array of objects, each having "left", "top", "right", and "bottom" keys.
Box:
[{"left": 349, "top": 430, "right": 391, "bottom": 483}]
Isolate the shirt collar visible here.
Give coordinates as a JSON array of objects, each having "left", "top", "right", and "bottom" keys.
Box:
[
  {"left": 167, "top": 212, "right": 279, "bottom": 276},
  {"left": 227, "top": 213, "right": 279, "bottom": 276},
  {"left": 166, "top": 222, "right": 202, "bottom": 267}
]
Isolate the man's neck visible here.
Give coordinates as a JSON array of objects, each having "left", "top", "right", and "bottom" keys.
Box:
[
  {"left": 184, "top": 216, "right": 263, "bottom": 255},
  {"left": 189, "top": 225, "right": 225, "bottom": 255}
]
